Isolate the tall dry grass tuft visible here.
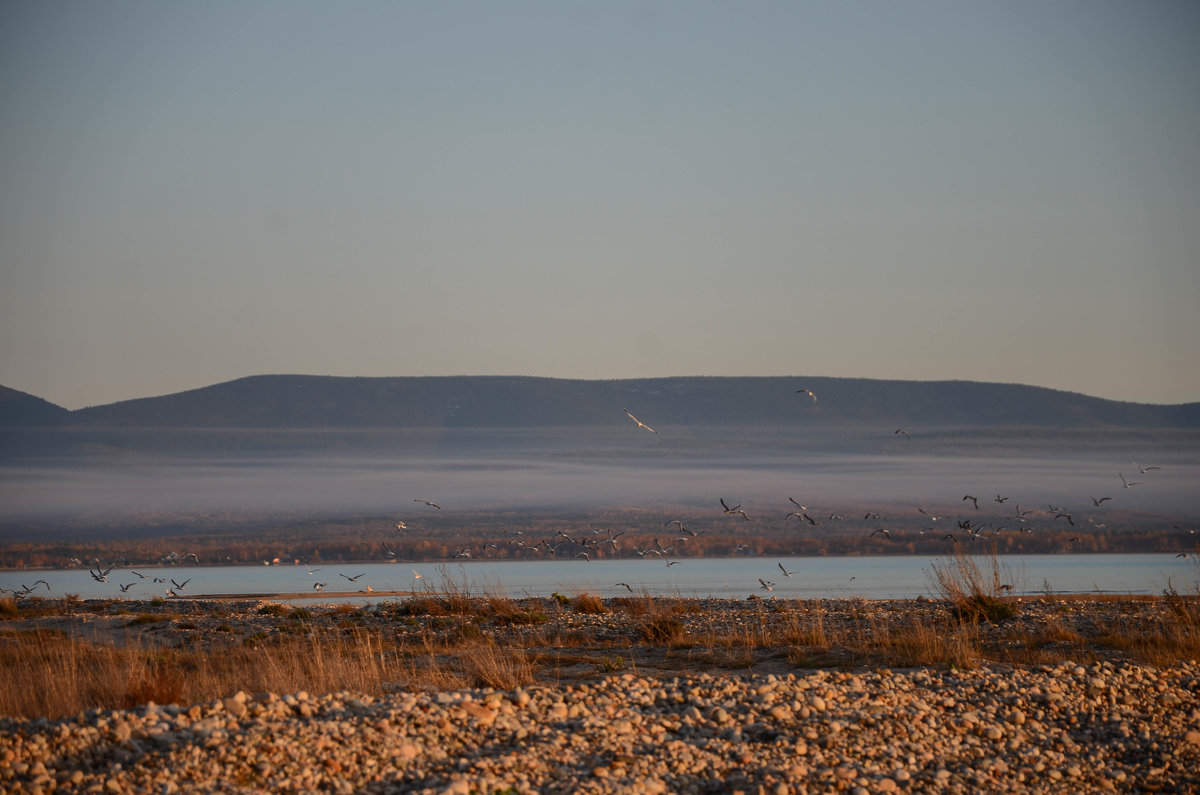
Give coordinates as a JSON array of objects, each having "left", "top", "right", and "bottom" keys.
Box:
[
  {"left": 856, "top": 614, "right": 981, "bottom": 669},
  {"left": 778, "top": 607, "right": 830, "bottom": 648},
  {"left": 571, "top": 592, "right": 609, "bottom": 615},
  {"left": 611, "top": 596, "right": 691, "bottom": 646},
  {"left": 458, "top": 637, "right": 534, "bottom": 689},
  {"left": 927, "top": 546, "right": 1017, "bottom": 623}
]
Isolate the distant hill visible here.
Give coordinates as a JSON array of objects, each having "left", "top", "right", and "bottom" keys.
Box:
[
  {"left": 0, "top": 385, "right": 70, "bottom": 426},
  {"left": 6, "top": 374, "right": 1198, "bottom": 430}
]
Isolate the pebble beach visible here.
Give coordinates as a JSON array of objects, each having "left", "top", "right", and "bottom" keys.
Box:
[{"left": 3, "top": 597, "right": 1200, "bottom": 793}]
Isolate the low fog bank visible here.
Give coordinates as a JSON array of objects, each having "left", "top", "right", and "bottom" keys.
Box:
[
  {"left": 4, "top": 424, "right": 1200, "bottom": 461},
  {"left": 1, "top": 431, "right": 1196, "bottom": 538}
]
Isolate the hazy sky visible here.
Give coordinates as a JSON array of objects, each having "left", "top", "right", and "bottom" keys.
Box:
[{"left": 2, "top": 1, "right": 1198, "bottom": 410}]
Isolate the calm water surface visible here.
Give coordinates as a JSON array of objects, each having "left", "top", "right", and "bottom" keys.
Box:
[{"left": 3, "top": 554, "right": 1196, "bottom": 604}]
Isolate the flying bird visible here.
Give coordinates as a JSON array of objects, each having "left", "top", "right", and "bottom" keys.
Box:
[
  {"left": 895, "top": 429, "right": 911, "bottom": 440},
  {"left": 339, "top": 573, "right": 366, "bottom": 582},
  {"left": 778, "top": 562, "right": 795, "bottom": 577},
  {"left": 795, "top": 388, "right": 817, "bottom": 404},
  {"left": 1090, "top": 496, "right": 1112, "bottom": 507},
  {"left": 1118, "top": 473, "right": 1142, "bottom": 489},
  {"left": 413, "top": 499, "right": 442, "bottom": 509},
  {"left": 721, "top": 498, "right": 751, "bottom": 521},
  {"left": 963, "top": 495, "right": 980, "bottom": 510},
  {"left": 170, "top": 578, "right": 190, "bottom": 590},
  {"left": 615, "top": 582, "right": 634, "bottom": 593},
  {"left": 871, "top": 528, "right": 893, "bottom": 540},
  {"left": 758, "top": 578, "right": 775, "bottom": 592},
  {"left": 119, "top": 583, "right": 135, "bottom": 593},
  {"left": 1055, "top": 513, "right": 1075, "bottom": 526},
  {"left": 665, "top": 520, "right": 695, "bottom": 537},
  {"left": 995, "top": 494, "right": 1009, "bottom": 504},
  {"left": 1135, "top": 463, "right": 1161, "bottom": 474},
  {"left": 623, "top": 408, "right": 658, "bottom": 433}
]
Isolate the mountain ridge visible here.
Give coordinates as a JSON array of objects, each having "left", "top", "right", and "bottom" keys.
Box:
[{"left": 4, "top": 374, "right": 1198, "bottom": 430}]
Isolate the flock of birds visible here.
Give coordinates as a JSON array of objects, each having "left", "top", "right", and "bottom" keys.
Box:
[{"left": 4, "top": 387, "right": 1189, "bottom": 601}]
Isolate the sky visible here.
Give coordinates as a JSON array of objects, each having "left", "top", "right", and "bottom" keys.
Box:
[{"left": 1, "top": 1, "right": 1198, "bottom": 411}]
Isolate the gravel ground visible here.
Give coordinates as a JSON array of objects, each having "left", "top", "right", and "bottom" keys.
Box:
[
  {"left": 3, "top": 660, "right": 1200, "bottom": 793},
  {"left": 3, "top": 597, "right": 1200, "bottom": 793}
]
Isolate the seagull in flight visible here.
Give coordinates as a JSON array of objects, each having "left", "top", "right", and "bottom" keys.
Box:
[
  {"left": 895, "top": 429, "right": 911, "bottom": 440},
  {"left": 339, "top": 572, "right": 366, "bottom": 582},
  {"left": 665, "top": 520, "right": 695, "bottom": 537},
  {"left": 758, "top": 578, "right": 775, "bottom": 592},
  {"left": 623, "top": 408, "right": 658, "bottom": 433},
  {"left": 795, "top": 388, "right": 817, "bottom": 405},
  {"left": 721, "top": 498, "right": 751, "bottom": 521},
  {"left": 1090, "top": 496, "right": 1112, "bottom": 507},
  {"left": 963, "top": 495, "right": 980, "bottom": 510},
  {"left": 1135, "top": 463, "right": 1161, "bottom": 474},
  {"left": 413, "top": 499, "right": 442, "bottom": 509},
  {"left": 615, "top": 582, "right": 634, "bottom": 593},
  {"left": 170, "top": 578, "right": 190, "bottom": 590},
  {"left": 1119, "top": 472, "right": 1142, "bottom": 489},
  {"left": 119, "top": 583, "right": 135, "bottom": 593},
  {"left": 778, "top": 562, "right": 795, "bottom": 577},
  {"left": 995, "top": 494, "right": 1009, "bottom": 504},
  {"left": 871, "top": 528, "right": 893, "bottom": 540}
]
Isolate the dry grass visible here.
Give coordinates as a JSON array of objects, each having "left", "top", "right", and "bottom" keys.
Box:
[
  {"left": 5, "top": 581, "right": 1200, "bottom": 720},
  {"left": 0, "top": 627, "right": 400, "bottom": 718},
  {"left": 571, "top": 592, "right": 609, "bottom": 615},
  {"left": 0, "top": 623, "right": 538, "bottom": 719},
  {"left": 927, "top": 546, "right": 1018, "bottom": 623}
]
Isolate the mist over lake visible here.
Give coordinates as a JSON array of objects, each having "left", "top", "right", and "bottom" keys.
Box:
[{"left": 2, "top": 426, "right": 1197, "bottom": 535}]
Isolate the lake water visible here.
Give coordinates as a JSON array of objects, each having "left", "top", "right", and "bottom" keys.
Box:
[{"left": 3, "top": 554, "right": 1196, "bottom": 604}]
